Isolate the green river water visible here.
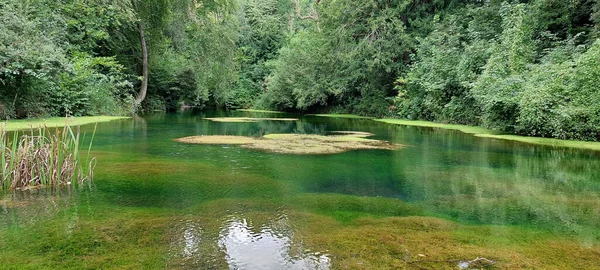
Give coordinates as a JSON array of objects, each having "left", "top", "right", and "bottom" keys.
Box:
[{"left": 1, "top": 110, "right": 599, "bottom": 269}]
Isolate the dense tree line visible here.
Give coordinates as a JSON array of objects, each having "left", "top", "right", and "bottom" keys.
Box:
[
  {"left": 2, "top": 0, "right": 600, "bottom": 141},
  {"left": 0, "top": 0, "right": 237, "bottom": 118}
]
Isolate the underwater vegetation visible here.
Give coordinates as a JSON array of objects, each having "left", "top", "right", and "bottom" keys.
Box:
[{"left": 2, "top": 111, "right": 600, "bottom": 269}]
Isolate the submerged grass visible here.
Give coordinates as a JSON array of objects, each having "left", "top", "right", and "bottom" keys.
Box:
[
  {"left": 376, "top": 118, "right": 600, "bottom": 151},
  {"left": 0, "top": 123, "right": 96, "bottom": 190},
  {"left": 0, "top": 116, "right": 128, "bottom": 132}
]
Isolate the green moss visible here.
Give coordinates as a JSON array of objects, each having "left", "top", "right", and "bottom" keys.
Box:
[
  {"left": 311, "top": 114, "right": 374, "bottom": 119},
  {"left": 476, "top": 134, "right": 600, "bottom": 151},
  {"left": 236, "top": 109, "right": 285, "bottom": 114},
  {"left": 203, "top": 117, "right": 298, "bottom": 123},
  {"left": 375, "top": 119, "right": 496, "bottom": 134},
  {"left": 0, "top": 116, "right": 130, "bottom": 131},
  {"left": 376, "top": 118, "right": 600, "bottom": 151},
  {"left": 2, "top": 192, "right": 599, "bottom": 269},
  {"left": 177, "top": 132, "right": 402, "bottom": 154}
]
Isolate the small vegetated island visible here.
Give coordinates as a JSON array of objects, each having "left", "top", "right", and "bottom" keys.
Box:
[{"left": 177, "top": 130, "right": 402, "bottom": 155}]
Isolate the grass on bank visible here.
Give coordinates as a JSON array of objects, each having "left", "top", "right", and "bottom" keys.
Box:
[
  {"left": 204, "top": 117, "right": 299, "bottom": 123},
  {"left": 0, "top": 116, "right": 129, "bottom": 132},
  {"left": 376, "top": 118, "right": 600, "bottom": 151}
]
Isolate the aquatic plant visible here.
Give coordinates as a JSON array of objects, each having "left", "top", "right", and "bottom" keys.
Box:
[
  {"left": 175, "top": 132, "right": 402, "bottom": 154},
  {"left": 204, "top": 117, "right": 298, "bottom": 123},
  {"left": 0, "top": 123, "right": 96, "bottom": 190}
]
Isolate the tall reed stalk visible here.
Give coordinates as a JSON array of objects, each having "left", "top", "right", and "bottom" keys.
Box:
[{"left": 0, "top": 122, "right": 97, "bottom": 190}]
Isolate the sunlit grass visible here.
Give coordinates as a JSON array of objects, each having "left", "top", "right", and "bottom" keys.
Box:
[
  {"left": 376, "top": 118, "right": 600, "bottom": 151},
  {"left": 176, "top": 132, "right": 402, "bottom": 154},
  {"left": 0, "top": 116, "right": 129, "bottom": 132},
  {"left": 311, "top": 114, "right": 374, "bottom": 119},
  {"left": 203, "top": 117, "right": 298, "bottom": 123},
  {"left": 236, "top": 109, "right": 285, "bottom": 114}
]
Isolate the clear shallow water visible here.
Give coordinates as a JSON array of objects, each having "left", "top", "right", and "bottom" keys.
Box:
[{"left": 1, "top": 110, "right": 600, "bottom": 269}]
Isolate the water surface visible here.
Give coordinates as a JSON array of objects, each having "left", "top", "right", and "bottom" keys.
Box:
[{"left": 1, "top": 110, "right": 599, "bottom": 269}]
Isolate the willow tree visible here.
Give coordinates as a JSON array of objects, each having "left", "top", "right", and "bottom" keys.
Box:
[
  {"left": 120, "top": 0, "right": 235, "bottom": 107},
  {"left": 112, "top": 0, "right": 195, "bottom": 106},
  {"left": 123, "top": 0, "right": 170, "bottom": 105}
]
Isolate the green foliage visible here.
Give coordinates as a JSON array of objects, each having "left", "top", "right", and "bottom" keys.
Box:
[
  {"left": 0, "top": 0, "right": 133, "bottom": 118},
  {"left": 2, "top": 0, "right": 600, "bottom": 141},
  {"left": 262, "top": 30, "right": 330, "bottom": 110},
  {"left": 393, "top": 0, "right": 600, "bottom": 141},
  {"left": 472, "top": 3, "right": 535, "bottom": 131},
  {"left": 229, "top": 0, "right": 292, "bottom": 109},
  {"left": 518, "top": 39, "right": 600, "bottom": 140},
  {"left": 395, "top": 5, "right": 499, "bottom": 124},
  {"left": 54, "top": 53, "right": 133, "bottom": 116},
  {"left": 260, "top": 0, "right": 414, "bottom": 116}
]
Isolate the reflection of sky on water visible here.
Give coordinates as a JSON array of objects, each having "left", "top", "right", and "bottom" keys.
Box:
[
  {"left": 219, "top": 217, "right": 330, "bottom": 270},
  {"left": 168, "top": 219, "right": 203, "bottom": 267},
  {"left": 182, "top": 221, "right": 202, "bottom": 259}
]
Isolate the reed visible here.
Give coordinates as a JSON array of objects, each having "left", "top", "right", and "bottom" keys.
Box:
[{"left": 0, "top": 122, "right": 97, "bottom": 190}]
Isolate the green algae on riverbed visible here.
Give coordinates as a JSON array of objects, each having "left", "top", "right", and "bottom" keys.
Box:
[
  {"left": 1, "top": 111, "right": 600, "bottom": 269},
  {"left": 2, "top": 194, "right": 599, "bottom": 269},
  {"left": 0, "top": 116, "right": 129, "bottom": 131}
]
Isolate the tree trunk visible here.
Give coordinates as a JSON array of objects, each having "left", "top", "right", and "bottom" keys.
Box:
[{"left": 135, "top": 22, "right": 148, "bottom": 105}]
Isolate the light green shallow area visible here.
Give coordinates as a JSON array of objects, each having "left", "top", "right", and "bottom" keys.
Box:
[
  {"left": 1, "top": 110, "right": 599, "bottom": 269},
  {"left": 0, "top": 116, "right": 130, "bottom": 131},
  {"left": 376, "top": 118, "right": 600, "bottom": 151},
  {"left": 311, "top": 113, "right": 374, "bottom": 119}
]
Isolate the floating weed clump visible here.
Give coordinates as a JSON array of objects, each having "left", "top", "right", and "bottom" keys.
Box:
[
  {"left": 0, "top": 123, "right": 96, "bottom": 190},
  {"left": 176, "top": 132, "right": 403, "bottom": 154},
  {"left": 203, "top": 117, "right": 298, "bottom": 123}
]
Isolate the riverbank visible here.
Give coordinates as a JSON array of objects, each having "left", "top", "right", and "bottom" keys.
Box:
[
  {"left": 0, "top": 116, "right": 130, "bottom": 131},
  {"left": 376, "top": 118, "right": 600, "bottom": 151},
  {"left": 306, "top": 113, "right": 600, "bottom": 151}
]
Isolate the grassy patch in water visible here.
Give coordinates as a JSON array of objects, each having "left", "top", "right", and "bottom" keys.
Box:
[
  {"left": 175, "top": 135, "right": 257, "bottom": 145},
  {"left": 2, "top": 193, "right": 599, "bottom": 269},
  {"left": 0, "top": 206, "right": 173, "bottom": 269},
  {"left": 376, "top": 118, "right": 600, "bottom": 151},
  {"left": 294, "top": 213, "right": 600, "bottom": 269},
  {"left": 190, "top": 196, "right": 600, "bottom": 269},
  {"left": 203, "top": 117, "right": 298, "bottom": 123},
  {"left": 236, "top": 109, "right": 285, "bottom": 114},
  {"left": 0, "top": 116, "right": 129, "bottom": 131},
  {"left": 375, "top": 118, "right": 496, "bottom": 134},
  {"left": 477, "top": 133, "right": 600, "bottom": 151},
  {"left": 285, "top": 193, "right": 423, "bottom": 222},
  {"left": 311, "top": 114, "right": 374, "bottom": 119},
  {"left": 176, "top": 132, "right": 402, "bottom": 155}
]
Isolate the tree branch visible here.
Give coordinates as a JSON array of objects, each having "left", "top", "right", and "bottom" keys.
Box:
[{"left": 295, "top": 0, "right": 319, "bottom": 21}]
